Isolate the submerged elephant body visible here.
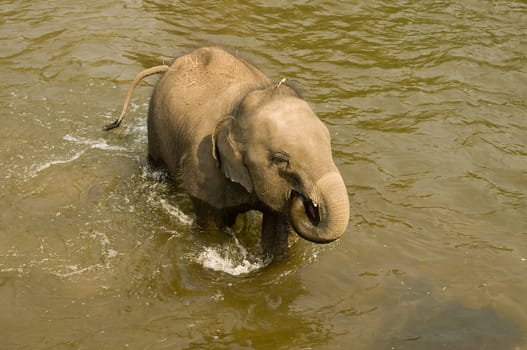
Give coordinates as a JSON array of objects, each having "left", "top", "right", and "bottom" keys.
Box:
[{"left": 108, "top": 47, "right": 349, "bottom": 257}]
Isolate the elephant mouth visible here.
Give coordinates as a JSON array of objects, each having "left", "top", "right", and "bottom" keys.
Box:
[
  {"left": 289, "top": 172, "right": 349, "bottom": 245},
  {"left": 303, "top": 197, "right": 321, "bottom": 227},
  {"left": 291, "top": 191, "right": 320, "bottom": 227}
]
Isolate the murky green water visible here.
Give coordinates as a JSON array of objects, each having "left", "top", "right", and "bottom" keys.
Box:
[{"left": 1, "top": 1, "right": 527, "bottom": 349}]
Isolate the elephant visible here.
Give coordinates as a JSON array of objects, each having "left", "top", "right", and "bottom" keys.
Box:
[{"left": 105, "top": 46, "right": 349, "bottom": 258}]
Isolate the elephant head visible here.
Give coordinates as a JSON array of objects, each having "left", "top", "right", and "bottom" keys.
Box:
[{"left": 213, "top": 83, "right": 349, "bottom": 243}]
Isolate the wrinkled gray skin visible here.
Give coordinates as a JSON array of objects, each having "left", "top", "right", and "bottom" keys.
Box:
[{"left": 144, "top": 47, "right": 349, "bottom": 257}]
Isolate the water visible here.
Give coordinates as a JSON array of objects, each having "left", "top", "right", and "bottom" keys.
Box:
[{"left": 1, "top": 1, "right": 526, "bottom": 349}]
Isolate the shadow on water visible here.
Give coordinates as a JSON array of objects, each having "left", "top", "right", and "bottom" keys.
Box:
[
  {"left": 374, "top": 294, "right": 526, "bottom": 349},
  {"left": 128, "top": 245, "right": 336, "bottom": 349}
]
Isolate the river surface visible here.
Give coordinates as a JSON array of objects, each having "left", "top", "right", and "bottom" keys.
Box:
[{"left": 1, "top": 1, "right": 526, "bottom": 349}]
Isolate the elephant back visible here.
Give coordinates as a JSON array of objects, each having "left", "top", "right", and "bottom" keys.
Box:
[{"left": 147, "top": 47, "right": 270, "bottom": 207}]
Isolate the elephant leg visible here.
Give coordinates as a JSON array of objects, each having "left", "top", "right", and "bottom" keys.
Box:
[
  {"left": 261, "top": 212, "right": 293, "bottom": 258},
  {"left": 191, "top": 197, "right": 239, "bottom": 230},
  {"left": 147, "top": 120, "right": 163, "bottom": 167}
]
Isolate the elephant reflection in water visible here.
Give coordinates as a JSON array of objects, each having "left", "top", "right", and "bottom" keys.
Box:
[{"left": 105, "top": 47, "right": 349, "bottom": 258}]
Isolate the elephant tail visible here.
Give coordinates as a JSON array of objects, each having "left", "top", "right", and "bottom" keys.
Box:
[{"left": 103, "top": 65, "right": 170, "bottom": 131}]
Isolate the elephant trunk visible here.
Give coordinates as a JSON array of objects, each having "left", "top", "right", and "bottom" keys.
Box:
[{"left": 290, "top": 171, "right": 350, "bottom": 243}]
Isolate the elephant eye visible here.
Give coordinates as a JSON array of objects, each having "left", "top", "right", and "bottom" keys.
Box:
[{"left": 270, "top": 152, "right": 290, "bottom": 167}]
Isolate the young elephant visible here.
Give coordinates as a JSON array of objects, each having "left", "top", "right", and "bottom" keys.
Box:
[{"left": 106, "top": 47, "right": 349, "bottom": 257}]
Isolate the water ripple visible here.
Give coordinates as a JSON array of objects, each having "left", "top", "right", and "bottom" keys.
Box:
[{"left": 1, "top": 1, "right": 527, "bottom": 348}]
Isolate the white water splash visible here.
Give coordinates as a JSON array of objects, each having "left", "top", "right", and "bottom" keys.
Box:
[
  {"left": 30, "top": 150, "right": 85, "bottom": 176},
  {"left": 63, "top": 134, "right": 126, "bottom": 151},
  {"left": 159, "top": 198, "right": 193, "bottom": 226},
  {"left": 140, "top": 164, "right": 194, "bottom": 226},
  {"left": 53, "top": 263, "right": 106, "bottom": 278},
  {"left": 196, "top": 236, "right": 270, "bottom": 276},
  {"left": 28, "top": 134, "right": 126, "bottom": 178}
]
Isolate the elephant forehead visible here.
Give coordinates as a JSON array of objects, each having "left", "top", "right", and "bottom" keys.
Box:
[
  {"left": 251, "top": 97, "right": 329, "bottom": 139},
  {"left": 244, "top": 103, "right": 332, "bottom": 165},
  {"left": 258, "top": 96, "right": 313, "bottom": 117}
]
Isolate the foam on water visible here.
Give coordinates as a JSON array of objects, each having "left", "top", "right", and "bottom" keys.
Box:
[
  {"left": 28, "top": 134, "right": 126, "bottom": 178},
  {"left": 0, "top": 230, "right": 119, "bottom": 279},
  {"left": 52, "top": 231, "right": 118, "bottom": 278},
  {"left": 30, "top": 150, "right": 85, "bottom": 177}
]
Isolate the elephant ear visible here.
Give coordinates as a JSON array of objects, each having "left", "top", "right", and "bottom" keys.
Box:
[{"left": 212, "top": 117, "right": 253, "bottom": 193}]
